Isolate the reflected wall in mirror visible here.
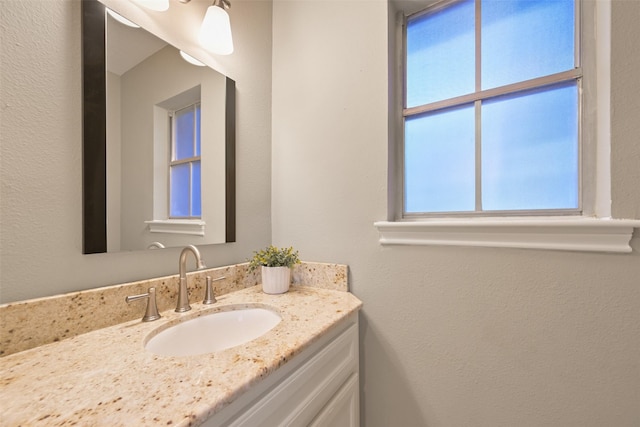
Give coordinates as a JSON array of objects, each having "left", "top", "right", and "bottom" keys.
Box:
[{"left": 82, "top": 0, "right": 235, "bottom": 254}]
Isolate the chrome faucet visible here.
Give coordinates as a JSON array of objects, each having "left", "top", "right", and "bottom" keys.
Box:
[{"left": 175, "top": 245, "right": 207, "bottom": 312}]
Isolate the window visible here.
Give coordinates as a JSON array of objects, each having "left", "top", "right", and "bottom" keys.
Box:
[
  {"left": 147, "top": 86, "right": 209, "bottom": 237},
  {"left": 404, "top": 0, "right": 580, "bottom": 216},
  {"left": 375, "top": 0, "right": 640, "bottom": 253},
  {"left": 169, "top": 102, "right": 202, "bottom": 218}
]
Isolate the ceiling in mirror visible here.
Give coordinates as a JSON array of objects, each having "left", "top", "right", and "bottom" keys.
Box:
[
  {"left": 106, "top": 10, "right": 167, "bottom": 76},
  {"left": 81, "top": 0, "right": 235, "bottom": 254}
]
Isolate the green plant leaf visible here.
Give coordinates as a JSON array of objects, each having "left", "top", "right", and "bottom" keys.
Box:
[{"left": 247, "top": 245, "right": 301, "bottom": 271}]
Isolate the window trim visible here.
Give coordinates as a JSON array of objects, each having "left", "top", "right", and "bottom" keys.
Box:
[
  {"left": 374, "top": 217, "right": 640, "bottom": 253},
  {"left": 378, "top": 0, "right": 640, "bottom": 253},
  {"left": 144, "top": 219, "right": 206, "bottom": 236}
]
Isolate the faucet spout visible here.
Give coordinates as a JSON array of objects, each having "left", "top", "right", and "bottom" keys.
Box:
[{"left": 176, "top": 245, "right": 207, "bottom": 312}]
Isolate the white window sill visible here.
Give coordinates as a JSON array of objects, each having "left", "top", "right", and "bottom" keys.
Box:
[
  {"left": 374, "top": 217, "right": 640, "bottom": 253},
  {"left": 145, "top": 219, "right": 206, "bottom": 236}
]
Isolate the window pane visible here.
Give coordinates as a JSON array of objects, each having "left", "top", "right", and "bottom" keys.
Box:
[
  {"left": 191, "top": 161, "right": 201, "bottom": 217},
  {"left": 481, "top": 82, "right": 578, "bottom": 211},
  {"left": 175, "top": 107, "right": 194, "bottom": 160},
  {"left": 170, "top": 163, "right": 190, "bottom": 217},
  {"left": 482, "top": 0, "right": 575, "bottom": 90},
  {"left": 405, "top": 105, "right": 476, "bottom": 213},
  {"left": 406, "top": 0, "right": 475, "bottom": 108},
  {"left": 195, "top": 104, "right": 201, "bottom": 156}
]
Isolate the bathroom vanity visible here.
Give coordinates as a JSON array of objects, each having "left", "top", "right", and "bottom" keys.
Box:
[
  {"left": 0, "top": 263, "right": 362, "bottom": 426},
  {"left": 207, "top": 306, "right": 359, "bottom": 426}
]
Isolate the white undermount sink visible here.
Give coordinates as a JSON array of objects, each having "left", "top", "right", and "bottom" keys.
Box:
[{"left": 145, "top": 306, "right": 281, "bottom": 357}]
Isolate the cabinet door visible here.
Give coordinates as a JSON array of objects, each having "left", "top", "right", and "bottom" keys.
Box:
[
  {"left": 308, "top": 373, "right": 359, "bottom": 427},
  {"left": 228, "top": 323, "right": 358, "bottom": 427}
]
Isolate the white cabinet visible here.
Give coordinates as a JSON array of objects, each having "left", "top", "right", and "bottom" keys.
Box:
[
  {"left": 205, "top": 313, "right": 359, "bottom": 427},
  {"left": 309, "top": 373, "right": 359, "bottom": 427}
]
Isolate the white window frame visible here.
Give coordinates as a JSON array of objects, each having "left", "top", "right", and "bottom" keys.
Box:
[{"left": 375, "top": 0, "right": 640, "bottom": 253}]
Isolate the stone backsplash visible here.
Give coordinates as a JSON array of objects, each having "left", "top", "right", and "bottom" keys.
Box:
[{"left": 0, "top": 262, "right": 348, "bottom": 357}]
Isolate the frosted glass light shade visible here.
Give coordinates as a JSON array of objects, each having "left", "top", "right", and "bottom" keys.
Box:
[
  {"left": 198, "top": 5, "right": 234, "bottom": 55},
  {"left": 133, "top": 0, "right": 169, "bottom": 12},
  {"left": 179, "top": 51, "right": 206, "bottom": 67}
]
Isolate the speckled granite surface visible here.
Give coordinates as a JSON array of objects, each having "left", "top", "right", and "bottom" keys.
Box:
[
  {"left": 0, "top": 284, "right": 362, "bottom": 426},
  {"left": 292, "top": 262, "right": 348, "bottom": 291},
  {"left": 0, "top": 261, "right": 348, "bottom": 357}
]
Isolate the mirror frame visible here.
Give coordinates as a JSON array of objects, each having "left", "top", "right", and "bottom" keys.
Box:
[{"left": 81, "top": 0, "right": 235, "bottom": 254}]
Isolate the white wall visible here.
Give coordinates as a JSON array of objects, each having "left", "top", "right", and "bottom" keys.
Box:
[
  {"left": 0, "top": 0, "right": 273, "bottom": 303},
  {"left": 272, "top": 1, "right": 640, "bottom": 426}
]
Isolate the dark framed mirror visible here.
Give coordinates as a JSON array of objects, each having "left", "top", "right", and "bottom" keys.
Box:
[{"left": 81, "top": 0, "right": 235, "bottom": 254}]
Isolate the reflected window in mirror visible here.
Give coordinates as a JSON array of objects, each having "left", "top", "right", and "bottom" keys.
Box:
[
  {"left": 170, "top": 102, "right": 202, "bottom": 218},
  {"left": 149, "top": 85, "right": 208, "bottom": 239}
]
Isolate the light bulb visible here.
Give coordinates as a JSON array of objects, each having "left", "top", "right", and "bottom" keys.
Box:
[{"left": 198, "top": 4, "right": 234, "bottom": 55}]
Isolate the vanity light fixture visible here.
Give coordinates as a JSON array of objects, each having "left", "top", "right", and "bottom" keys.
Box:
[
  {"left": 179, "top": 50, "right": 207, "bottom": 67},
  {"left": 106, "top": 9, "right": 140, "bottom": 28},
  {"left": 132, "top": 0, "right": 170, "bottom": 12},
  {"left": 198, "top": 0, "right": 234, "bottom": 55},
  {"left": 132, "top": 0, "right": 234, "bottom": 55}
]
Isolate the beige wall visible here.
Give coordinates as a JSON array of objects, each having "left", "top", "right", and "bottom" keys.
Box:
[
  {"left": 611, "top": 0, "right": 640, "bottom": 219},
  {"left": 272, "top": 1, "right": 640, "bottom": 426},
  {"left": 0, "top": 0, "right": 273, "bottom": 303}
]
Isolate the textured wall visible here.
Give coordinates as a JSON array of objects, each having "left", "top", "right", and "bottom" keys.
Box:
[
  {"left": 271, "top": 1, "right": 640, "bottom": 426},
  {"left": 0, "top": 0, "right": 273, "bottom": 303},
  {"left": 610, "top": 0, "right": 640, "bottom": 219}
]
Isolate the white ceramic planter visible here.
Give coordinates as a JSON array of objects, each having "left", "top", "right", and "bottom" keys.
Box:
[{"left": 261, "top": 266, "right": 291, "bottom": 294}]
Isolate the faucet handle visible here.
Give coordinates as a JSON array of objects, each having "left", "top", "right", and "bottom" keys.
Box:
[
  {"left": 203, "top": 276, "right": 225, "bottom": 304},
  {"left": 125, "top": 287, "right": 161, "bottom": 322}
]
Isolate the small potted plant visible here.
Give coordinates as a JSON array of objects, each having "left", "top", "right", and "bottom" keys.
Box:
[{"left": 248, "top": 245, "right": 301, "bottom": 294}]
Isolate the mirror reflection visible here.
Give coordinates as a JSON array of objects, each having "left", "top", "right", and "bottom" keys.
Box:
[{"left": 98, "top": 6, "right": 234, "bottom": 252}]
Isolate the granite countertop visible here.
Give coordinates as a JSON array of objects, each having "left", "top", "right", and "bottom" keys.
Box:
[{"left": 0, "top": 285, "right": 362, "bottom": 426}]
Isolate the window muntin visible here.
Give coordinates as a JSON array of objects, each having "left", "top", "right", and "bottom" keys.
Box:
[
  {"left": 169, "top": 103, "right": 201, "bottom": 218},
  {"left": 404, "top": 0, "right": 580, "bottom": 216}
]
